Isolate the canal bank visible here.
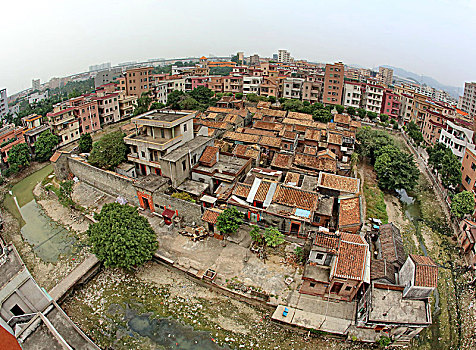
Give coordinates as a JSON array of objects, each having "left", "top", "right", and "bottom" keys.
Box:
[{"left": 1, "top": 164, "right": 90, "bottom": 290}]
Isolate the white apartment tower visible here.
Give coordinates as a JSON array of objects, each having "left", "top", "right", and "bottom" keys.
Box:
[
  {"left": 277, "top": 49, "right": 292, "bottom": 63},
  {"left": 0, "top": 88, "right": 9, "bottom": 119},
  {"left": 460, "top": 82, "right": 476, "bottom": 115}
]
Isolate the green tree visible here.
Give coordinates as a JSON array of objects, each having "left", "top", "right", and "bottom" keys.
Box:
[
  {"left": 374, "top": 149, "right": 419, "bottom": 191},
  {"left": 216, "top": 207, "right": 243, "bottom": 236},
  {"left": 250, "top": 225, "right": 263, "bottom": 244},
  {"left": 263, "top": 227, "right": 285, "bottom": 247},
  {"left": 167, "top": 90, "right": 185, "bottom": 109},
  {"left": 312, "top": 109, "right": 332, "bottom": 123},
  {"left": 8, "top": 143, "right": 31, "bottom": 172},
  {"left": 267, "top": 96, "right": 276, "bottom": 104},
  {"left": 88, "top": 131, "right": 127, "bottom": 170},
  {"left": 357, "top": 108, "right": 367, "bottom": 119},
  {"left": 427, "top": 143, "right": 461, "bottom": 189},
  {"left": 34, "top": 130, "right": 59, "bottom": 161},
  {"left": 209, "top": 67, "right": 233, "bottom": 76},
  {"left": 347, "top": 106, "right": 356, "bottom": 116},
  {"left": 406, "top": 121, "right": 424, "bottom": 146},
  {"left": 179, "top": 96, "right": 200, "bottom": 110},
  {"left": 278, "top": 97, "right": 286, "bottom": 104},
  {"left": 133, "top": 92, "right": 152, "bottom": 116},
  {"left": 246, "top": 93, "right": 260, "bottom": 103},
  {"left": 190, "top": 86, "right": 214, "bottom": 105},
  {"left": 451, "top": 191, "right": 475, "bottom": 218},
  {"left": 87, "top": 203, "right": 158, "bottom": 269},
  {"left": 235, "top": 92, "right": 243, "bottom": 99},
  {"left": 78, "top": 133, "right": 93, "bottom": 153},
  {"left": 335, "top": 105, "right": 345, "bottom": 114},
  {"left": 379, "top": 114, "right": 389, "bottom": 123},
  {"left": 367, "top": 111, "right": 378, "bottom": 121},
  {"left": 282, "top": 99, "right": 303, "bottom": 112},
  {"left": 150, "top": 101, "right": 165, "bottom": 110},
  {"left": 356, "top": 127, "right": 394, "bottom": 162}
]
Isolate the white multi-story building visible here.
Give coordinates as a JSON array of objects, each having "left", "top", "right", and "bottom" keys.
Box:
[
  {"left": 378, "top": 67, "right": 393, "bottom": 86},
  {"left": 343, "top": 82, "right": 362, "bottom": 109},
  {"left": 155, "top": 81, "right": 168, "bottom": 105},
  {"left": 439, "top": 120, "right": 475, "bottom": 161},
  {"left": 242, "top": 76, "right": 262, "bottom": 95},
  {"left": 282, "top": 77, "right": 304, "bottom": 100},
  {"left": 166, "top": 78, "right": 187, "bottom": 94},
  {"left": 362, "top": 84, "right": 384, "bottom": 113},
  {"left": 0, "top": 88, "right": 9, "bottom": 119},
  {"left": 399, "top": 93, "right": 414, "bottom": 124},
  {"left": 28, "top": 90, "right": 49, "bottom": 105},
  {"left": 460, "top": 82, "right": 476, "bottom": 115},
  {"left": 277, "top": 49, "right": 293, "bottom": 64}
]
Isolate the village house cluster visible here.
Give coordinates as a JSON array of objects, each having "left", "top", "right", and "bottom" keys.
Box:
[
  {"left": 3, "top": 49, "right": 462, "bottom": 345},
  {"left": 50, "top": 94, "right": 439, "bottom": 344}
]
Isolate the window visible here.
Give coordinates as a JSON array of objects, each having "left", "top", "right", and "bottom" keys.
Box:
[
  {"left": 471, "top": 163, "right": 476, "bottom": 171},
  {"left": 310, "top": 282, "right": 316, "bottom": 288},
  {"left": 345, "top": 286, "right": 352, "bottom": 291},
  {"left": 316, "top": 253, "right": 324, "bottom": 260},
  {"left": 466, "top": 175, "right": 471, "bottom": 184},
  {"left": 182, "top": 160, "right": 187, "bottom": 171},
  {"left": 183, "top": 124, "right": 187, "bottom": 132}
]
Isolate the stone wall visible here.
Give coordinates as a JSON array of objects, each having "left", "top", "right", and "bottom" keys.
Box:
[
  {"left": 152, "top": 192, "right": 203, "bottom": 225},
  {"left": 67, "top": 158, "right": 139, "bottom": 206}
]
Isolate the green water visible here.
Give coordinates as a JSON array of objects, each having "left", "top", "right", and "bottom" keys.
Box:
[{"left": 3, "top": 164, "right": 77, "bottom": 263}]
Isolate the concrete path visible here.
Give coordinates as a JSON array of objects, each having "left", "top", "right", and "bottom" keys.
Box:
[{"left": 49, "top": 254, "right": 99, "bottom": 302}]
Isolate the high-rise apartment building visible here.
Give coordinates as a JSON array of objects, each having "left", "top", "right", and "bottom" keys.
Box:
[
  {"left": 32, "top": 79, "right": 40, "bottom": 90},
  {"left": 277, "top": 50, "right": 292, "bottom": 64},
  {"left": 460, "top": 82, "right": 476, "bottom": 115},
  {"left": 323, "top": 62, "right": 344, "bottom": 105},
  {"left": 378, "top": 67, "right": 394, "bottom": 86},
  {"left": 0, "top": 88, "right": 9, "bottom": 119}
]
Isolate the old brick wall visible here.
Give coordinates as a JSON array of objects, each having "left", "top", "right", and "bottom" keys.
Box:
[{"left": 67, "top": 157, "right": 139, "bottom": 205}]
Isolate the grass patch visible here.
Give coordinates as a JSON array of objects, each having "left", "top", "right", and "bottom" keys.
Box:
[{"left": 363, "top": 182, "right": 388, "bottom": 224}]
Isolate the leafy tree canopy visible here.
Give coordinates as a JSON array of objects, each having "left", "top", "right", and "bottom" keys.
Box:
[
  {"left": 35, "top": 130, "right": 59, "bottom": 161},
  {"left": 335, "top": 105, "right": 345, "bottom": 114},
  {"left": 88, "top": 131, "right": 127, "bottom": 170},
  {"left": 263, "top": 227, "right": 285, "bottom": 247},
  {"left": 8, "top": 143, "right": 31, "bottom": 172},
  {"left": 133, "top": 92, "right": 152, "bottom": 116},
  {"left": 451, "top": 191, "right": 475, "bottom": 219},
  {"left": 78, "top": 133, "right": 93, "bottom": 153},
  {"left": 347, "top": 106, "right": 356, "bottom": 116},
  {"left": 357, "top": 108, "right": 367, "bottom": 119},
  {"left": 87, "top": 203, "right": 158, "bottom": 268},
  {"left": 406, "top": 121, "right": 424, "bottom": 146},
  {"left": 379, "top": 114, "right": 389, "bottom": 123},
  {"left": 427, "top": 142, "right": 461, "bottom": 189},
  {"left": 209, "top": 67, "right": 233, "bottom": 76},
  {"left": 246, "top": 93, "right": 260, "bottom": 103},
  {"left": 216, "top": 207, "right": 243, "bottom": 236}
]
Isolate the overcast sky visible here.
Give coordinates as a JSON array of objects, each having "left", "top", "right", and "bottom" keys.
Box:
[{"left": 1, "top": 0, "right": 475, "bottom": 95}]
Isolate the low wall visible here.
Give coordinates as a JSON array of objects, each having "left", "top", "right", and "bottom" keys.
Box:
[
  {"left": 152, "top": 192, "right": 203, "bottom": 225},
  {"left": 68, "top": 158, "right": 139, "bottom": 206}
]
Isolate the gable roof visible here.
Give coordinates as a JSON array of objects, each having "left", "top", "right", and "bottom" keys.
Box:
[
  {"left": 338, "top": 197, "right": 361, "bottom": 228},
  {"left": 199, "top": 146, "right": 219, "bottom": 166},
  {"left": 271, "top": 153, "right": 293, "bottom": 169},
  {"left": 272, "top": 185, "right": 318, "bottom": 211},
  {"left": 223, "top": 131, "right": 261, "bottom": 144},
  {"left": 293, "top": 153, "right": 337, "bottom": 173},
  {"left": 410, "top": 255, "right": 438, "bottom": 288},
  {"left": 233, "top": 183, "right": 251, "bottom": 198},
  {"left": 49, "top": 151, "right": 63, "bottom": 163},
  {"left": 332, "top": 233, "right": 369, "bottom": 281},
  {"left": 318, "top": 173, "right": 360, "bottom": 193},
  {"left": 202, "top": 208, "right": 222, "bottom": 224},
  {"left": 379, "top": 223, "right": 406, "bottom": 266}
]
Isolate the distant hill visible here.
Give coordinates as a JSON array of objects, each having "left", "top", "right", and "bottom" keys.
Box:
[{"left": 381, "top": 65, "right": 461, "bottom": 98}]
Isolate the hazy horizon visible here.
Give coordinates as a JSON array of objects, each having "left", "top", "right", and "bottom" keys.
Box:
[{"left": 2, "top": 0, "right": 475, "bottom": 95}]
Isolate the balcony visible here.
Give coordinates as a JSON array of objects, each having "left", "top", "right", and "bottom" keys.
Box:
[
  {"left": 124, "top": 133, "right": 183, "bottom": 151},
  {"left": 127, "top": 152, "right": 162, "bottom": 168}
]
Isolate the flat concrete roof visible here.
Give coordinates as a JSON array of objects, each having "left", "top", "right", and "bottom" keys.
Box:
[
  {"left": 134, "top": 174, "right": 169, "bottom": 192},
  {"left": 193, "top": 153, "right": 248, "bottom": 176},
  {"left": 303, "top": 264, "right": 330, "bottom": 283},
  {"left": 316, "top": 196, "right": 334, "bottom": 217},
  {"left": 177, "top": 179, "right": 209, "bottom": 196},
  {"left": 0, "top": 245, "right": 23, "bottom": 289},
  {"left": 134, "top": 110, "right": 192, "bottom": 123},
  {"left": 161, "top": 136, "right": 212, "bottom": 162},
  {"left": 369, "top": 286, "right": 430, "bottom": 325}
]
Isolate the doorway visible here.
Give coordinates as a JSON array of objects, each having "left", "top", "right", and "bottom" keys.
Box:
[
  {"left": 290, "top": 222, "right": 301, "bottom": 235},
  {"left": 142, "top": 197, "right": 150, "bottom": 210},
  {"left": 330, "top": 282, "right": 344, "bottom": 294}
]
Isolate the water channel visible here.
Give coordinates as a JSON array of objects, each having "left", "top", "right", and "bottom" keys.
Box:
[
  {"left": 3, "top": 165, "right": 228, "bottom": 349},
  {"left": 3, "top": 164, "right": 76, "bottom": 262}
]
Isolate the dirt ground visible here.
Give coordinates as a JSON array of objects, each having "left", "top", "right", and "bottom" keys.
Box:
[{"left": 63, "top": 262, "right": 364, "bottom": 350}]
